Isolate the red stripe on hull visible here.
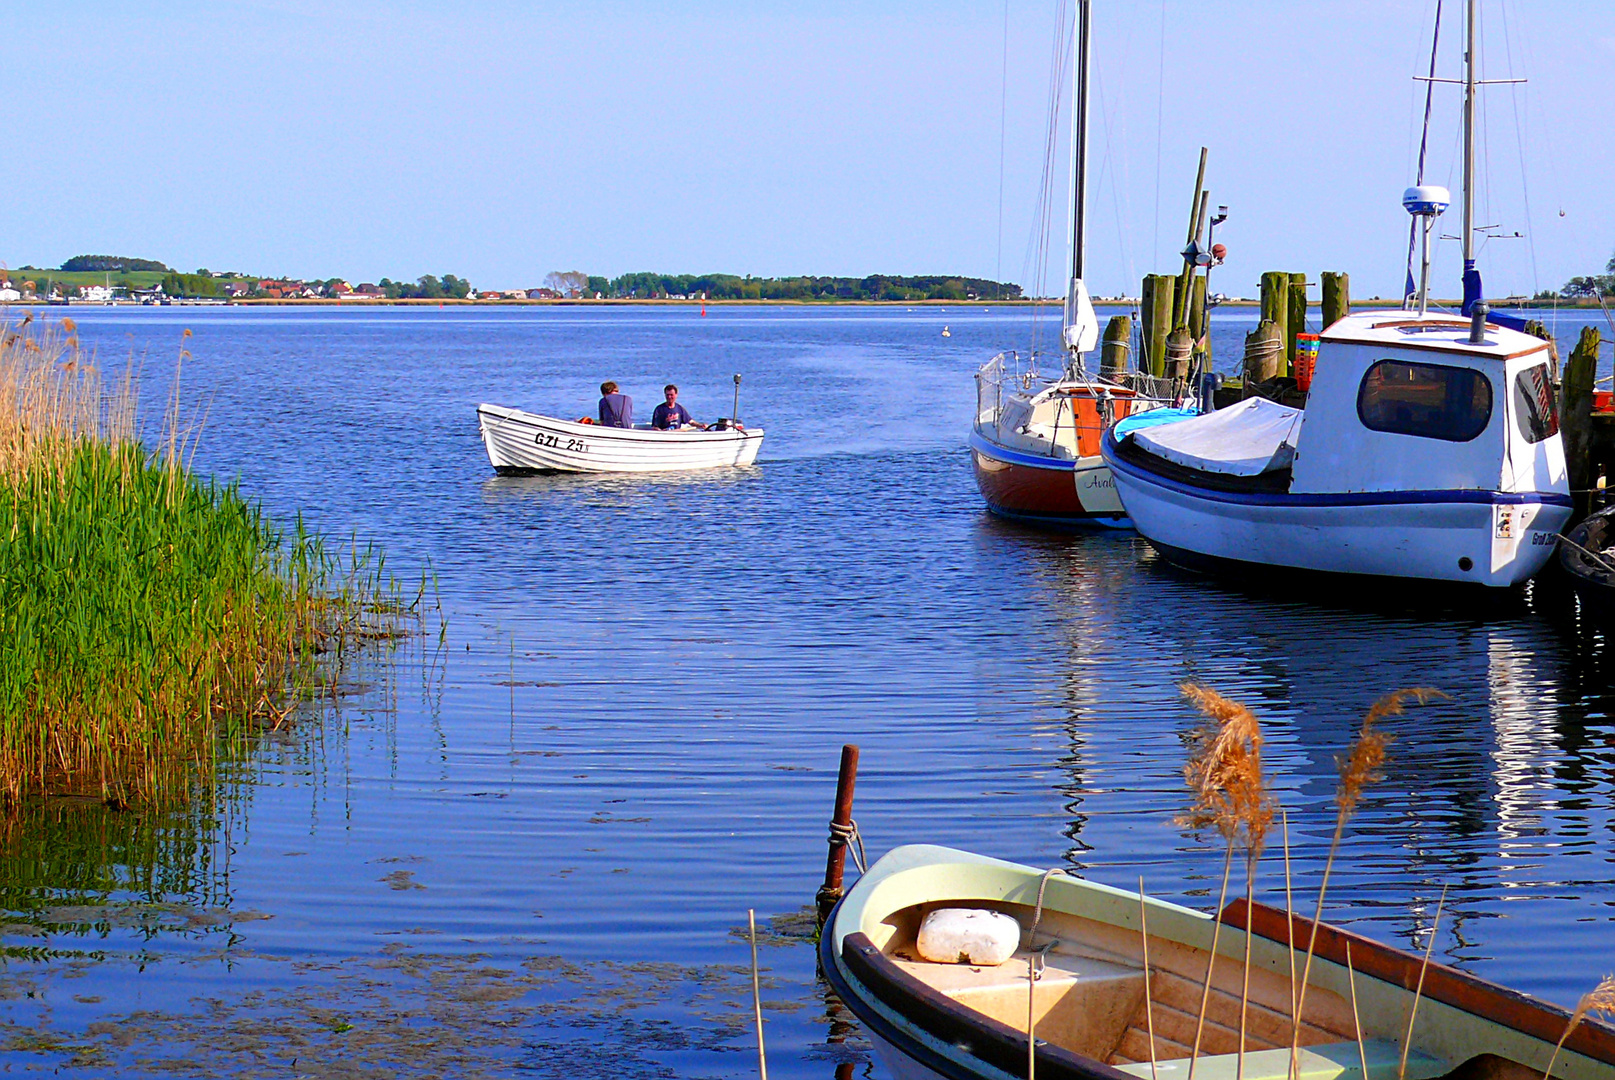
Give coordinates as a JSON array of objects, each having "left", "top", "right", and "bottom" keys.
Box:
[{"left": 972, "top": 448, "right": 1112, "bottom": 525}]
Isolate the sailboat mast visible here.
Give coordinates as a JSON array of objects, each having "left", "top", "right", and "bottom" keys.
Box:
[
  {"left": 1068, "top": 0, "right": 1089, "bottom": 287},
  {"left": 1461, "top": 0, "right": 1476, "bottom": 270}
]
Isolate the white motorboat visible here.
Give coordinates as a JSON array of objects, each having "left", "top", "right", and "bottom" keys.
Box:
[
  {"left": 1102, "top": 0, "right": 1571, "bottom": 588},
  {"left": 476, "top": 403, "right": 763, "bottom": 474},
  {"left": 1102, "top": 311, "right": 1570, "bottom": 587}
]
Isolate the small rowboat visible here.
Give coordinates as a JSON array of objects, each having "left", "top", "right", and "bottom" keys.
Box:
[
  {"left": 821, "top": 845, "right": 1615, "bottom": 1080},
  {"left": 476, "top": 403, "right": 764, "bottom": 474},
  {"left": 1558, "top": 507, "right": 1615, "bottom": 629}
]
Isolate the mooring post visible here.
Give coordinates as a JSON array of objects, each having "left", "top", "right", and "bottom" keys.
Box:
[
  {"left": 1287, "top": 273, "right": 1308, "bottom": 371},
  {"left": 1101, "top": 314, "right": 1131, "bottom": 379},
  {"left": 816, "top": 744, "right": 861, "bottom": 927},
  {"left": 1258, "top": 272, "right": 1291, "bottom": 378},
  {"left": 1144, "top": 274, "right": 1176, "bottom": 378},
  {"left": 1563, "top": 326, "right": 1600, "bottom": 524},
  {"left": 1321, "top": 272, "right": 1350, "bottom": 330}
]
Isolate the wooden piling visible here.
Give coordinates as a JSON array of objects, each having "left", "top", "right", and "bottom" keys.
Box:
[
  {"left": 1173, "top": 149, "right": 1210, "bottom": 329},
  {"left": 1321, "top": 272, "right": 1350, "bottom": 330},
  {"left": 1190, "top": 275, "right": 1209, "bottom": 372},
  {"left": 1165, "top": 326, "right": 1193, "bottom": 380},
  {"left": 1101, "top": 314, "right": 1131, "bottom": 378},
  {"left": 1143, "top": 274, "right": 1176, "bottom": 378},
  {"left": 1259, "top": 271, "right": 1289, "bottom": 378},
  {"left": 816, "top": 744, "right": 861, "bottom": 927},
  {"left": 1243, "top": 320, "right": 1284, "bottom": 386},
  {"left": 1562, "top": 326, "right": 1600, "bottom": 523},
  {"left": 1287, "top": 273, "right": 1308, "bottom": 370}
]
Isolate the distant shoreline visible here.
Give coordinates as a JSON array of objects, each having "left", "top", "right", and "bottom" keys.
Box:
[{"left": 5, "top": 296, "right": 1593, "bottom": 310}]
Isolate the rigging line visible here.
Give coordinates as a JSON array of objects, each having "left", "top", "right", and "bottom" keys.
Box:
[
  {"left": 1026, "top": 0, "right": 1073, "bottom": 356},
  {"left": 997, "top": 0, "right": 1010, "bottom": 302},
  {"left": 1498, "top": 0, "right": 1541, "bottom": 302},
  {"left": 1095, "top": 53, "right": 1132, "bottom": 301},
  {"left": 1405, "top": 0, "right": 1443, "bottom": 300},
  {"left": 1151, "top": 0, "right": 1165, "bottom": 270}
]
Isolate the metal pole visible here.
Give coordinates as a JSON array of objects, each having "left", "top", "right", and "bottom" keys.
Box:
[
  {"left": 1070, "top": 0, "right": 1090, "bottom": 286},
  {"left": 732, "top": 373, "right": 741, "bottom": 423},
  {"left": 1419, "top": 217, "right": 1433, "bottom": 317},
  {"left": 1462, "top": 0, "right": 1475, "bottom": 270},
  {"left": 815, "top": 744, "right": 861, "bottom": 927}
]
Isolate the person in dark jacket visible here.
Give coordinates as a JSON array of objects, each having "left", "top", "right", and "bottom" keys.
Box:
[
  {"left": 598, "top": 381, "right": 633, "bottom": 427},
  {"left": 651, "top": 384, "right": 706, "bottom": 430}
]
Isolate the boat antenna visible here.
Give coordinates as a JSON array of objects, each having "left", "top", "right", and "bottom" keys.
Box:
[
  {"left": 1402, "top": 0, "right": 1442, "bottom": 309},
  {"left": 1060, "top": 0, "right": 1099, "bottom": 375},
  {"left": 732, "top": 373, "right": 742, "bottom": 424}
]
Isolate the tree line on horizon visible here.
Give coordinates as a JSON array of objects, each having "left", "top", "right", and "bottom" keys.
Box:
[
  {"left": 556, "top": 271, "right": 1022, "bottom": 302},
  {"left": 1553, "top": 248, "right": 1615, "bottom": 299}
]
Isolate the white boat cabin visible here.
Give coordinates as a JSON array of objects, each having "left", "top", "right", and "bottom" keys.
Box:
[
  {"left": 1131, "top": 310, "right": 1565, "bottom": 499},
  {"left": 1291, "top": 311, "right": 1565, "bottom": 497}
]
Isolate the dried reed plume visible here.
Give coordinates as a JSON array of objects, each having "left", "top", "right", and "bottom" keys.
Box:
[
  {"left": 1289, "top": 688, "right": 1443, "bottom": 1080},
  {"left": 1176, "top": 683, "right": 1274, "bottom": 1080},
  {"left": 1543, "top": 974, "right": 1615, "bottom": 1079}
]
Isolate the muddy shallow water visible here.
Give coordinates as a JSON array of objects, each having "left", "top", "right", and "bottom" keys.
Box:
[{"left": 2, "top": 305, "right": 1613, "bottom": 1078}]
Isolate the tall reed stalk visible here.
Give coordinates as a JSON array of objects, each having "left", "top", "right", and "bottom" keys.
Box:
[
  {"left": 0, "top": 316, "right": 403, "bottom": 808},
  {"left": 1177, "top": 684, "right": 1273, "bottom": 1080},
  {"left": 1288, "top": 689, "right": 1441, "bottom": 1080}
]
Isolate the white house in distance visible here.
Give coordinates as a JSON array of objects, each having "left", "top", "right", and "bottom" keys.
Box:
[{"left": 0, "top": 281, "right": 19, "bottom": 303}]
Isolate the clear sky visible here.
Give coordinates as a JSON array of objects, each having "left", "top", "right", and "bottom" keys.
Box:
[{"left": 8, "top": 1, "right": 1611, "bottom": 299}]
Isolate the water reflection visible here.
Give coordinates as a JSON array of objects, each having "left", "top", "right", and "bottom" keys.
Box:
[{"left": 994, "top": 524, "right": 1615, "bottom": 994}]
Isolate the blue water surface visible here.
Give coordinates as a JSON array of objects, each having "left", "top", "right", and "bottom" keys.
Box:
[{"left": 1, "top": 302, "right": 1612, "bottom": 1078}]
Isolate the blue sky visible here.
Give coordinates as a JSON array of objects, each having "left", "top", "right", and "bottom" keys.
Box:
[{"left": 9, "top": 1, "right": 1612, "bottom": 299}]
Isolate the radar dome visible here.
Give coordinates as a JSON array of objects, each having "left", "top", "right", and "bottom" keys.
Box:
[{"left": 1402, "top": 185, "right": 1451, "bottom": 216}]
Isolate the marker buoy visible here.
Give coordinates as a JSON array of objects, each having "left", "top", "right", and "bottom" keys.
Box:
[{"left": 941, "top": 325, "right": 951, "bottom": 338}]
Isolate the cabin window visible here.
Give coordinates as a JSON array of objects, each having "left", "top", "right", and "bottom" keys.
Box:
[
  {"left": 1512, "top": 363, "right": 1559, "bottom": 444},
  {"left": 1357, "top": 359, "right": 1493, "bottom": 442}
]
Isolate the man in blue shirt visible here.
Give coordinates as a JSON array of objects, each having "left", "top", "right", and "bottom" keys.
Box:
[
  {"left": 598, "top": 381, "right": 632, "bottom": 427},
  {"left": 651, "top": 384, "right": 706, "bottom": 430}
]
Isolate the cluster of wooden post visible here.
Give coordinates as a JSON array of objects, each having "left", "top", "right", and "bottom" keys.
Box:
[
  {"left": 1239, "top": 271, "right": 1351, "bottom": 386},
  {"left": 1139, "top": 273, "right": 1210, "bottom": 380}
]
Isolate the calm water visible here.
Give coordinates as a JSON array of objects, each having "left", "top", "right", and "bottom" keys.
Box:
[{"left": 2, "top": 303, "right": 1614, "bottom": 1078}]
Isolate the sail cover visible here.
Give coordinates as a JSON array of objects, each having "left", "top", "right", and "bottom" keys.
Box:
[{"left": 1129, "top": 397, "right": 1303, "bottom": 477}]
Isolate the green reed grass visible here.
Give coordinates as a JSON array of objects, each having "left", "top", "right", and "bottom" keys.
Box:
[{"left": 0, "top": 315, "right": 404, "bottom": 808}]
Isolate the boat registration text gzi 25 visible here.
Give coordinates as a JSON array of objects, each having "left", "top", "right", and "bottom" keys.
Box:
[{"left": 476, "top": 404, "right": 763, "bottom": 474}]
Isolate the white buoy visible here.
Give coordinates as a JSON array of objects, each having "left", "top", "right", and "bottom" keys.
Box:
[{"left": 941, "top": 325, "right": 951, "bottom": 338}]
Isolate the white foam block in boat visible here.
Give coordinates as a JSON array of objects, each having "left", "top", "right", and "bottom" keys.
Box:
[{"left": 915, "top": 908, "right": 1021, "bottom": 966}]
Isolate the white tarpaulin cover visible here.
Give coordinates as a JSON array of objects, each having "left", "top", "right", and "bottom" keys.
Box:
[{"left": 1130, "top": 396, "right": 1303, "bottom": 477}]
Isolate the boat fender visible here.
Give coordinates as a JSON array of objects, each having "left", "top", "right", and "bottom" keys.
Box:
[{"left": 915, "top": 908, "right": 1020, "bottom": 966}]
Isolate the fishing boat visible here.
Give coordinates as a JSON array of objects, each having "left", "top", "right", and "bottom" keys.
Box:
[
  {"left": 475, "top": 403, "right": 763, "bottom": 474},
  {"left": 821, "top": 844, "right": 1615, "bottom": 1080},
  {"left": 1101, "top": 0, "right": 1571, "bottom": 588},
  {"left": 970, "top": 0, "right": 1194, "bottom": 530}
]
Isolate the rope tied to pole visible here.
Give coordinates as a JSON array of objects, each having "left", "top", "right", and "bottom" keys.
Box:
[{"left": 827, "top": 818, "right": 867, "bottom": 875}]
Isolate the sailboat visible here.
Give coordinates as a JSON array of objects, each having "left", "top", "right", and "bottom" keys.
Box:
[
  {"left": 970, "top": 1, "right": 1196, "bottom": 530},
  {"left": 1101, "top": 0, "right": 1570, "bottom": 588}
]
